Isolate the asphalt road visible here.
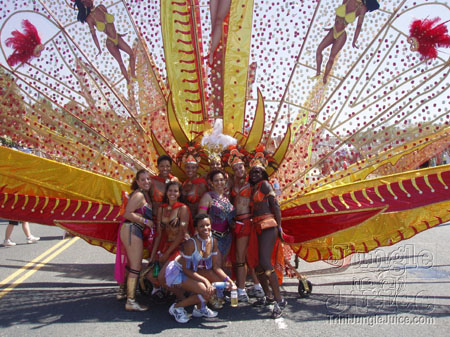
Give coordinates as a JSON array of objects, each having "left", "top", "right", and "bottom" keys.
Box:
[{"left": 1, "top": 221, "right": 449, "bottom": 337}]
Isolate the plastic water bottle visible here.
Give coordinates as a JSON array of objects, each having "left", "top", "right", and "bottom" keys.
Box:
[
  {"left": 212, "top": 282, "right": 228, "bottom": 289},
  {"left": 272, "top": 178, "right": 281, "bottom": 197},
  {"left": 230, "top": 288, "right": 238, "bottom": 307}
]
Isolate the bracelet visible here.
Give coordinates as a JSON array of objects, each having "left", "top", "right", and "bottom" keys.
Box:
[
  {"left": 143, "top": 218, "right": 148, "bottom": 226},
  {"left": 224, "top": 276, "right": 231, "bottom": 282}
]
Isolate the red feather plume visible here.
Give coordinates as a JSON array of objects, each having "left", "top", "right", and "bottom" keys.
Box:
[
  {"left": 408, "top": 17, "right": 450, "bottom": 60},
  {"left": 6, "top": 20, "right": 44, "bottom": 67}
]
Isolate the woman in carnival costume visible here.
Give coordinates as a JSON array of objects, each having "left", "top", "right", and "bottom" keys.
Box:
[
  {"left": 114, "top": 169, "right": 154, "bottom": 311},
  {"left": 248, "top": 146, "right": 286, "bottom": 319},
  {"left": 149, "top": 155, "right": 179, "bottom": 220},
  {"left": 163, "top": 213, "right": 236, "bottom": 323},
  {"left": 73, "top": 0, "right": 136, "bottom": 84},
  {"left": 198, "top": 169, "right": 235, "bottom": 266},
  {"left": 146, "top": 181, "right": 193, "bottom": 301},
  {"left": 176, "top": 141, "right": 209, "bottom": 219},
  {"left": 223, "top": 145, "right": 264, "bottom": 302},
  {"left": 314, "top": 0, "right": 379, "bottom": 83}
]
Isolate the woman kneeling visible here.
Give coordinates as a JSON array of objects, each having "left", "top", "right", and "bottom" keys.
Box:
[{"left": 161, "top": 213, "right": 236, "bottom": 323}]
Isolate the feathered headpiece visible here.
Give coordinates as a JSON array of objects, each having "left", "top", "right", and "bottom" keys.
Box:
[
  {"left": 6, "top": 20, "right": 44, "bottom": 67},
  {"left": 176, "top": 141, "right": 208, "bottom": 165},
  {"left": 222, "top": 145, "right": 249, "bottom": 168},
  {"left": 249, "top": 144, "right": 278, "bottom": 171},
  {"left": 201, "top": 119, "right": 237, "bottom": 163},
  {"left": 408, "top": 18, "right": 450, "bottom": 60}
]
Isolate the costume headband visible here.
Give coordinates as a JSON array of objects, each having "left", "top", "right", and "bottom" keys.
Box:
[
  {"left": 249, "top": 144, "right": 278, "bottom": 171},
  {"left": 176, "top": 141, "right": 207, "bottom": 165},
  {"left": 222, "top": 145, "right": 249, "bottom": 168}
]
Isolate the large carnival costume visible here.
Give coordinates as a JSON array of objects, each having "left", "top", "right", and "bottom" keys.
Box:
[{"left": 1, "top": 0, "right": 450, "bottom": 304}]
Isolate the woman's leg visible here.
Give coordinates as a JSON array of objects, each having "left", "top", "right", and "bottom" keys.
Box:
[
  {"left": 21, "top": 222, "right": 31, "bottom": 237},
  {"left": 209, "top": 0, "right": 231, "bottom": 64},
  {"left": 257, "top": 227, "right": 281, "bottom": 302},
  {"left": 118, "top": 36, "right": 137, "bottom": 79},
  {"left": 175, "top": 277, "right": 209, "bottom": 308},
  {"left": 120, "top": 224, "right": 147, "bottom": 311},
  {"left": 106, "top": 40, "right": 130, "bottom": 83},
  {"left": 315, "top": 30, "right": 335, "bottom": 77},
  {"left": 323, "top": 32, "right": 347, "bottom": 83},
  {"left": 235, "top": 235, "right": 249, "bottom": 290},
  {"left": 4, "top": 224, "right": 14, "bottom": 241}
]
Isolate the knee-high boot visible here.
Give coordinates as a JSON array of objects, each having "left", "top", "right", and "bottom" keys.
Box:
[
  {"left": 125, "top": 277, "right": 148, "bottom": 311},
  {"left": 116, "top": 281, "right": 127, "bottom": 301}
]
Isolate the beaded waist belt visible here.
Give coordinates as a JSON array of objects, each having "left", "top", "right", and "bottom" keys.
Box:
[{"left": 211, "top": 229, "right": 230, "bottom": 238}]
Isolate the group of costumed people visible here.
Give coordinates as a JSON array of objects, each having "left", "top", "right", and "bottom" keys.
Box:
[{"left": 114, "top": 142, "right": 287, "bottom": 323}]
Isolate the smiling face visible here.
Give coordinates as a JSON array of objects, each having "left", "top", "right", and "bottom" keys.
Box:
[
  {"left": 136, "top": 171, "right": 151, "bottom": 191},
  {"left": 232, "top": 162, "right": 246, "bottom": 180},
  {"left": 209, "top": 158, "right": 222, "bottom": 171},
  {"left": 166, "top": 183, "right": 180, "bottom": 203},
  {"left": 210, "top": 172, "right": 226, "bottom": 193},
  {"left": 249, "top": 167, "right": 264, "bottom": 184},
  {"left": 157, "top": 159, "right": 172, "bottom": 179},
  {"left": 184, "top": 162, "right": 198, "bottom": 180},
  {"left": 197, "top": 217, "right": 212, "bottom": 239}
]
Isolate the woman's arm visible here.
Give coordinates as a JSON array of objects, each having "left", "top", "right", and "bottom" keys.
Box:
[
  {"left": 159, "top": 206, "right": 190, "bottom": 263},
  {"left": 86, "top": 19, "right": 102, "bottom": 55},
  {"left": 149, "top": 207, "right": 163, "bottom": 262},
  {"left": 123, "top": 191, "right": 147, "bottom": 226},
  {"left": 197, "top": 182, "right": 208, "bottom": 201},
  {"left": 198, "top": 192, "right": 211, "bottom": 214},
  {"left": 352, "top": 7, "right": 367, "bottom": 48}
]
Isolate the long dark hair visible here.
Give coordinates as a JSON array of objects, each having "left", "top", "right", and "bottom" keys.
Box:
[
  {"left": 162, "top": 181, "right": 182, "bottom": 204},
  {"left": 74, "top": 0, "right": 91, "bottom": 23},
  {"left": 363, "top": 0, "right": 380, "bottom": 12},
  {"left": 131, "top": 169, "right": 149, "bottom": 191}
]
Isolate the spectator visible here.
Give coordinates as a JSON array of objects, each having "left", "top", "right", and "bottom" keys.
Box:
[{"left": 3, "top": 221, "right": 40, "bottom": 246}]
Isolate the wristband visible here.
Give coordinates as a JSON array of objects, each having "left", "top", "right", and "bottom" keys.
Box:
[
  {"left": 144, "top": 218, "right": 148, "bottom": 225},
  {"left": 224, "top": 276, "right": 231, "bottom": 282}
]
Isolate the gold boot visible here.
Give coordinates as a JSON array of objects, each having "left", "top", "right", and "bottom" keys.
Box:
[
  {"left": 116, "top": 282, "right": 127, "bottom": 301},
  {"left": 125, "top": 277, "right": 148, "bottom": 312}
]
